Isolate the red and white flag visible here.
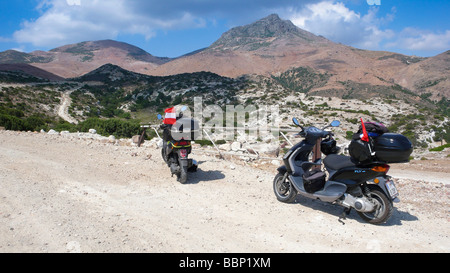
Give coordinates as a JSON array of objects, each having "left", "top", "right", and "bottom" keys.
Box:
[
  {"left": 360, "top": 118, "right": 369, "bottom": 142},
  {"left": 163, "top": 107, "right": 176, "bottom": 125}
]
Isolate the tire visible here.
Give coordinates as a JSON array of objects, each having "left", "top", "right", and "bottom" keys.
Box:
[
  {"left": 357, "top": 184, "right": 393, "bottom": 225},
  {"left": 177, "top": 158, "right": 188, "bottom": 184},
  {"left": 161, "top": 148, "right": 168, "bottom": 164},
  {"left": 273, "top": 172, "right": 297, "bottom": 203}
]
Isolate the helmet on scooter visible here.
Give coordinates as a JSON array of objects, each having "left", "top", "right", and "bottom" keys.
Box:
[{"left": 321, "top": 138, "right": 340, "bottom": 155}]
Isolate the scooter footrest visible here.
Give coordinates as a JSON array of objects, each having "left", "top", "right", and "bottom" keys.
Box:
[{"left": 313, "top": 181, "right": 346, "bottom": 202}]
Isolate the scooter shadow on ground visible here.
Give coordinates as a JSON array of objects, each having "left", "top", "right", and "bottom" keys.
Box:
[
  {"left": 291, "top": 196, "right": 418, "bottom": 226},
  {"left": 183, "top": 161, "right": 225, "bottom": 184},
  {"left": 385, "top": 208, "right": 418, "bottom": 226}
]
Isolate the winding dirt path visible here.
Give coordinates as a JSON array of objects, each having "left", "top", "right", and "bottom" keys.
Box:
[{"left": 57, "top": 90, "right": 78, "bottom": 124}]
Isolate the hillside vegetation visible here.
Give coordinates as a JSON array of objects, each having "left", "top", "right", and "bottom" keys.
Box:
[{"left": 1, "top": 63, "right": 449, "bottom": 152}]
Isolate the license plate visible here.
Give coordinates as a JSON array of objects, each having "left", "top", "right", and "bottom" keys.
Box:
[
  {"left": 385, "top": 180, "right": 399, "bottom": 199},
  {"left": 179, "top": 149, "right": 187, "bottom": 158}
]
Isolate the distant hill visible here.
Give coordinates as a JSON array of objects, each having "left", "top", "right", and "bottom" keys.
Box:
[
  {"left": 49, "top": 40, "right": 170, "bottom": 64},
  {"left": 0, "top": 50, "right": 54, "bottom": 64},
  {"left": 71, "top": 63, "right": 152, "bottom": 83},
  {"left": 395, "top": 50, "right": 450, "bottom": 99},
  {"left": 0, "top": 40, "right": 171, "bottom": 79},
  {"left": 0, "top": 63, "right": 64, "bottom": 82}
]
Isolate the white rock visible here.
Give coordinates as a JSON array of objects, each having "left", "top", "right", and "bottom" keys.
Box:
[
  {"left": 230, "top": 142, "right": 241, "bottom": 151},
  {"left": 271, "top": 160, "right": 281, "bottom": 166},
  {"left": 218, "top": 143, "right": 231, "bottom": 151}
]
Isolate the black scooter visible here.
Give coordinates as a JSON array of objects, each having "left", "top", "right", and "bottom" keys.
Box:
[
  {"left": 273, "top": 118, "right": 401, "bottom": 224},
  {"left": 157, "top": 111, "right": 198, "bottom": 184}
]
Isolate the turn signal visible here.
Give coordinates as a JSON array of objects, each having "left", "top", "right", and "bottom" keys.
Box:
[{"left": 372, "top": 165, "right": 390, "bottom": 173}]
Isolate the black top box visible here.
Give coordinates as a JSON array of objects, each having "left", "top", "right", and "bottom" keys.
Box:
[{"left": 373, "top": 133, "right": 413, "bottom": 163}]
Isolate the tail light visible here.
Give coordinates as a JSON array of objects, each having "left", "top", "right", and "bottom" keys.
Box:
[
  {"left": 180, "top": 149, "right": 187, "bottom": 158},
  {"left": 171, "top": 140, "right": 191, "bottom": 148},
  {"left": 372, "top": 164, "right": 390, "bottom": 174}
]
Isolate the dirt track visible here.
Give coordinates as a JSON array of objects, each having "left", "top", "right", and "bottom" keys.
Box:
[{"left": 0, "top": 130, "right": 448, "bottom": 253}]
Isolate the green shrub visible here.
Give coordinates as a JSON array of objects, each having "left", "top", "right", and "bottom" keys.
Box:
[
  {"left": 429, "top": 143, "right": 450, "bottom": 152},
  {"left": 77, "top": 117, "right": 141, "bottom": 138},
  {"left": 0, "top": 114, "right": 27, "bottom": 131}
]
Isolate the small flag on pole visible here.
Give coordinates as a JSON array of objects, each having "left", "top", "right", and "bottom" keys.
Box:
[
  {"left": 360, "top": 118, "right": 369, "bottom": 142},
  {"left": 163, "top": 107, "right": 176, "bottom": 125}
]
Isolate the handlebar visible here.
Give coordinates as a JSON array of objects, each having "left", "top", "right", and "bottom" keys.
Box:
[{"left": 292, "top": 118, "right": 339, "bottom": 140}]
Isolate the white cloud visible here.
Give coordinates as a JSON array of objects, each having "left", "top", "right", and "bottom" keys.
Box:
[
  {"left": 285, "top": 1, "right": 394, "bottom": 50},
  {"left": 12, "top": 0, "right": 206, "bottom": 48},
  {"left": 386, "top": 28, "right": 450, "bottom": 52}
]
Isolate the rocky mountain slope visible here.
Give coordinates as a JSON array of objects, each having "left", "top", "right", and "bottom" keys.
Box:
[
  {"left": 149, "top": 14, "right": 450, "bottom": 100},
  {"left": 395, "top": 50, "right": 450, "bottom": 99}
]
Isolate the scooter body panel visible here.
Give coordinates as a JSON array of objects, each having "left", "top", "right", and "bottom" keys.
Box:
[
  {"left": 329, "top": 167, "right": 382, "bottom": 185},
  {"left": 289, "top": 175, "right": 347, "bottom": 202}
]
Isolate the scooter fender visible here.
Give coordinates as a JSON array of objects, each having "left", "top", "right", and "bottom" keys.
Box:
[
  {"left": 369, "top": 176, "right": 400, "bottom": 203},
  {"left": 289, "top": 175, "right": 347, "bottom": 203},
  {"left": 178, "top": 158, "right": 189, "bottom": 167}
]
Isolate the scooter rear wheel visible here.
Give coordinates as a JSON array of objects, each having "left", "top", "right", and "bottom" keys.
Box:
[
  {"left": 357, "top": 184, "right": 393, "bottom": 225},
  {"left": 273, "top": 172, "right": 297, "bottom": 203},
  {"left": 177, "top": 157, "right": 188, "bottom": 184}
]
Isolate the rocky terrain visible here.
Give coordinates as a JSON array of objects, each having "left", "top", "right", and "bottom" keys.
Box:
[{"left": 0, "top": 129, "right": 448, "bottom": 253}]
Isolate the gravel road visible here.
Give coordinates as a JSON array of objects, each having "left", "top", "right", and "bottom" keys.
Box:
[{"left": 0, "top": 130, "right": 448, "bottom": 253}]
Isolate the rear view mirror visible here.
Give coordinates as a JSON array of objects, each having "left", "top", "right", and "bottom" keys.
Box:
[
  {"left": 292, "top": 117, "right": 300, "bottom": 126},
  {"left": 331, "top": 120, "right": 340, "bottom": 127},
  {"left": 157, "top": 114, "right": 162, "bottom": 120}
]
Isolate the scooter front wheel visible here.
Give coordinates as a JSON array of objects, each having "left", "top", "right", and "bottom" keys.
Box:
[{"left": 273, "top": 172, "right": 297, "bottom": 203}]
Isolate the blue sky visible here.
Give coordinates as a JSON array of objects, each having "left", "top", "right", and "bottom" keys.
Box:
[{"left": 0, "top": 0, "right": 449, "bottom": 58}]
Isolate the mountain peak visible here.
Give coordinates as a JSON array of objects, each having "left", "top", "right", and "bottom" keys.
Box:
[
  {"left": 210, "top": 14, "right": 326, "bottom": 50},
  {"left": 73, "top": 63, "right": 149, "bottom": 82}
]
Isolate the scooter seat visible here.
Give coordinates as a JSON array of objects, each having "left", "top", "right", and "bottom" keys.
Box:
[{"left": 324, "top": 154, "right": 356, "bottom": 170}]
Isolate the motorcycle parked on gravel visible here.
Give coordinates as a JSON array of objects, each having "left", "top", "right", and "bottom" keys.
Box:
[
  {"left": 273, "top": 118, "right": 413, "bottom": 224},
  {"left": 157, "top": 106, "right": 199, "bottom": 184}
]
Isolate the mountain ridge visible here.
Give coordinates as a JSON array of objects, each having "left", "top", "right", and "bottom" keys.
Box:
[{"left": 0, "top": 14, "right": 448, "bottom": 99}]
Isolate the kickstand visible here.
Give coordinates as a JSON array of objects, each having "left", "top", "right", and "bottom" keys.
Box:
[{"left": 338, "top": 208, "right": 351, "bottom": 225}]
